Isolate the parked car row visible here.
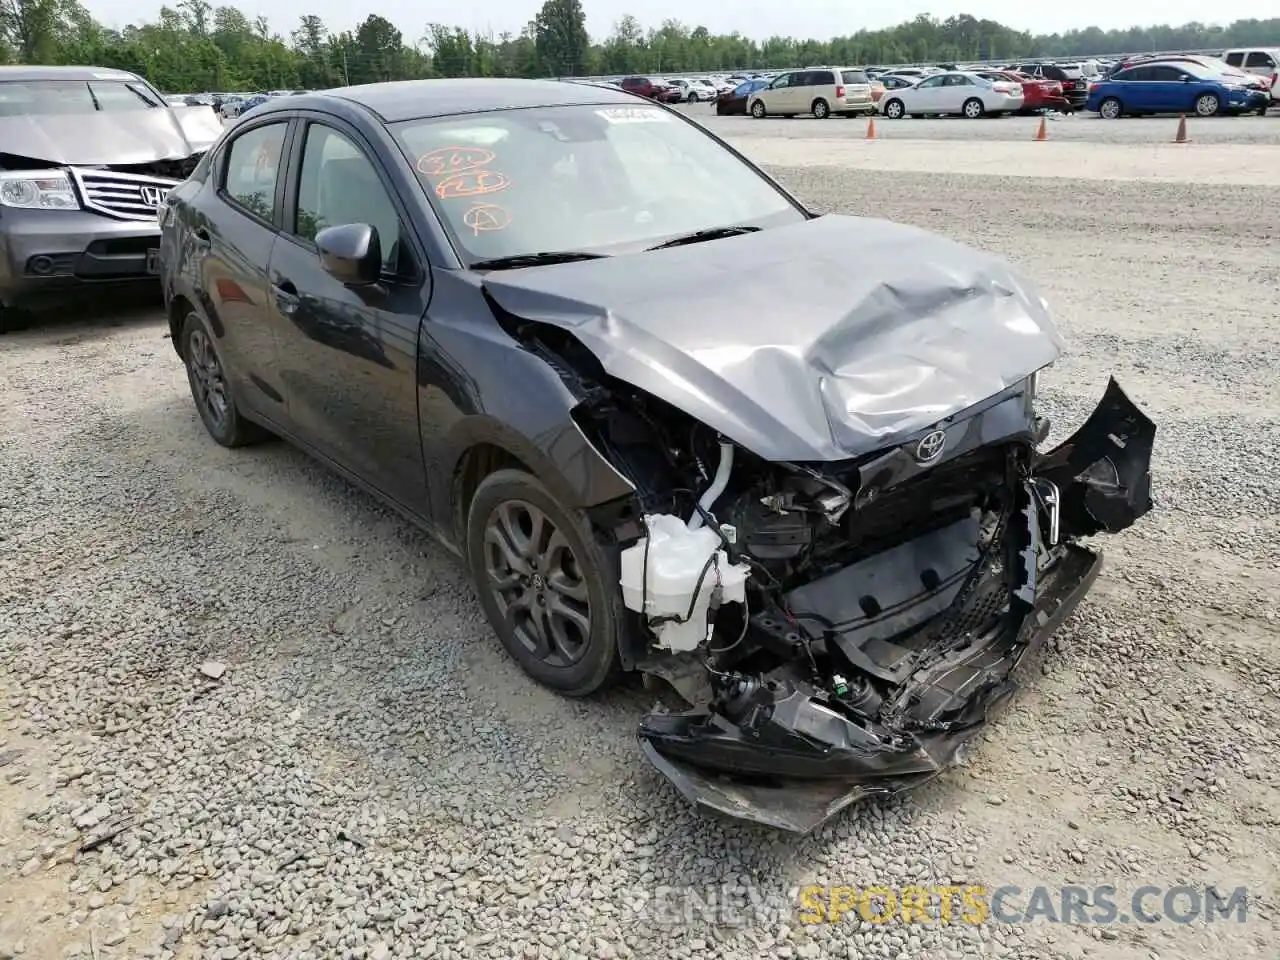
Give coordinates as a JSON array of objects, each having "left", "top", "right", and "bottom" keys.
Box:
[{"left": 700, "top": 53, "right": 1277, "bottom": 120}]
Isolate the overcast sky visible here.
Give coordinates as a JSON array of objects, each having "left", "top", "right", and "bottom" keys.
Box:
[{"left": 86, "top": 0, "right": 1223, "bottom": 44}]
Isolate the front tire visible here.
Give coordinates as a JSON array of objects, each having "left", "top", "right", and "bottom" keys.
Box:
[
  {"left": 688, "top": 92, "right": 699, "bottom": 103},
  {"left": 1195, "top": 93, "right": 1220, "bottom": 117},
  {"left": 750, "top": 99, "right": 766, "bottom": 119},
  {"left": 883, "top": 98, "right": 904, "bottom": 119},
  {"left": 811, "top": 98, "right": 830, "bottom": 119},
  {"left": 1098, "top": 97, "right": 1122, "bottom": 119},
  {"left": 180, "top": 312, "right": 268, "bottom": 448},
  {"left": 466, "top": 469, "right": 623, "bottom": 697},
  {"left": 962, "top": 97, "right": 985, "bottom": 119}
]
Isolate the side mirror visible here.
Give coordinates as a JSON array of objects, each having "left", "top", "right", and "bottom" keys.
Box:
[
  {"left": 316, "top": 223, "right": 380, "bottom": 286},
  {"left": 1181, "top": 75, "right": 1192, "bottom": 82}
]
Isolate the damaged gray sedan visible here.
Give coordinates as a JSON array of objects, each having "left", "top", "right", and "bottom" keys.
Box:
[
  {"left": 158, "top": 79, "right": 1156, "bottom": 833},
  {"left": 0, "top": 65, "right": 221, "bottom": 326}
]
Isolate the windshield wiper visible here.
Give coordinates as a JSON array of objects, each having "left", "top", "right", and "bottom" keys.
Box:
[
  {"left": 645, "top": 225, "right": 761, "bottom": 251},
  {"left": 468, "top": 251, "right": 609, "bottom": 271}
]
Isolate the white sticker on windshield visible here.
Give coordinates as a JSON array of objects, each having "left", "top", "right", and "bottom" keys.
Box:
[{"left": 595, "top": 107, "right": 671, "bottom": 124}]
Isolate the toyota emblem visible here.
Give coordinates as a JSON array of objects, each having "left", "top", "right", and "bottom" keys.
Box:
[{"left": 913, "top": 429, "right": 947, "bottom": 464}]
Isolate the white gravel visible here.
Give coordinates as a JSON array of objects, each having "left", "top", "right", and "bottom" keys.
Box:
[{"left": 1, "top": 145, "right": 1278, "bottom": 960}]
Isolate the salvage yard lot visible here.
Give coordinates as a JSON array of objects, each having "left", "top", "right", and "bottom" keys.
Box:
[{"left": 1, "top": 127, "right": 1278, "bottom": 960}]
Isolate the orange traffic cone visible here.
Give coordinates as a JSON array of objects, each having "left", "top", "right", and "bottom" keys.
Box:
[
  {"left": 1033, "top": 116, "right": 1047, "bottom": 141},
  {"left": 865, "top": 116, "right": 877, "bottom": 140},
  {"left": 1173, "top": 114, "right": 1189, "bottom": 143}
]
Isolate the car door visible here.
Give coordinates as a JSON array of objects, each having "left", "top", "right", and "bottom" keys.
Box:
[
  {"left": 266, "top": 115, "right": 433, "bottom": 514},
  {"left": 764, "top": 72, "right": 797, "bottom": 112},
  {"left": 1114, "top": 66, "right": 1154, "bottom": 111},
  {"left": 1244, "top": 51, "right": 1276, "bottom": 78},
  {"left": 909, "top": 75, "right": 947, "bottom": 111},
  {"left": 940, "top": 74, "right": 974, "bottom": 112},
  {"left": 190, "top": 116, "right": 292, "bottom": 421},
  {"left": 1146, "top": 65, "right": 1188, "bottom": 111}
]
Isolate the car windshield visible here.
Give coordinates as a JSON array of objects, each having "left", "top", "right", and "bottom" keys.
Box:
[
  {"left": 392, "top": 103, "right": 803, "bottom": 264},
  {"left": 0, "top": 79, "right": 163, "bottom": 116}
]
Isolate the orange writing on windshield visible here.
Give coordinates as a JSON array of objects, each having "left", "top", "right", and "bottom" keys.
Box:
[
  {"left": 417, "top": 146, "right": 495, "bottom": 177},
  {"left": 462, "top": 203, "right": 511, "bottom": 234},
  {"left": 435, "top": 169, "right": 510, "bottom": 199}
]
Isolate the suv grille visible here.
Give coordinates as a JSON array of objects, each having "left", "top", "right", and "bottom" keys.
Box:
[{"left": 68, "top": 168, "right": 181, "bottom": 222}]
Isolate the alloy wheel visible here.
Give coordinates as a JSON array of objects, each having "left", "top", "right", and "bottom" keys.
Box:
[
  {"left": 1195, "top": 94, "right": 1219, "bottom": 117},
  {"left": 187, "top": 327, "right": 229, "bottom": 429},
  {"left": 483, "top": 499, "right": 591, "bottom": 668}
]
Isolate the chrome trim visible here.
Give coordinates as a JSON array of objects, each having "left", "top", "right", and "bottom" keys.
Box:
[{"left": 67, "top": 167, "right": 181, "bottom": 222}]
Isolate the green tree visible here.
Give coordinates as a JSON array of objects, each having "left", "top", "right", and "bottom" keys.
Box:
[{"left": 533, "top": 0, "right": 588, "bottom": 76}]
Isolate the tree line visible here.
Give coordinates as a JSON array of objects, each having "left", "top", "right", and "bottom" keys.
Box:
[{"left": 2, "top": 0, "right": 1279, "bottom": 94}]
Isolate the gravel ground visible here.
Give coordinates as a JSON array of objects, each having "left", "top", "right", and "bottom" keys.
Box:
[
  {"left": 2, "top": 153, "right": 1278, "bottom": 960},
  {"left": 679, "top": 104, "right": 1280, "bottom": 144}
]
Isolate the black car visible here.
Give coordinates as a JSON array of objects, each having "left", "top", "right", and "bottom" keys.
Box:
[{"left": 159, "top": 78, "right": 1157, "bottom": 833}]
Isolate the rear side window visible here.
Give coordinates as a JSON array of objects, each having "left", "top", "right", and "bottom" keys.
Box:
[
  {"left": 841, "top": 70, "right": 868, "bottom": 84},
  {"left": 1245, "top": 52, "right": 1276, "bottom": 68},
  {"left": 1149, "top": 66, "right": 1186, "bottom": 81},
  {"left": 1225, "top": 52, "right": 1245, "bottom": 66},
  {"left": 222, "top": 122, "right": 288, "bottom": 223}
]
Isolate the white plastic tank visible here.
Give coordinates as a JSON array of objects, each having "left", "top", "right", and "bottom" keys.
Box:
[{"left": 619, "top": 513, "right": 750, "bottom": 653}]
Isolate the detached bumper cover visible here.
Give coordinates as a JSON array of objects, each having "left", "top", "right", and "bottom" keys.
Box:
[{"left": 639, "top": 544, "right": 1102, "bottom": 833}]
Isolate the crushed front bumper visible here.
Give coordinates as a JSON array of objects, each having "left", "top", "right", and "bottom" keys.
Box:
[
  {"left": 637, "top": 378, "right": 1154, "bottom": 833},
  {"left": 639, "top": 544, "right": 1102, "bottom": 833},
  {"left": 0, "top": 207, "right": 161, "bottom": 309}
]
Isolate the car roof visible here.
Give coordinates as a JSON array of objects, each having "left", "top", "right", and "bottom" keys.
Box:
[
  {"left": 0, "top": 65, "right": 144, "bottom": 83},
  {"left": 284, "top": 77, "right": 644, "bottom": 123}
]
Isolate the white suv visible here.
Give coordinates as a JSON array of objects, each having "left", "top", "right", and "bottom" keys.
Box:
[
  {"left": 747, "top": 66, "right": 876, "bottom": 119},
  {"left": 1223, "top": 48, "right": 1280, "bottom": 105}
]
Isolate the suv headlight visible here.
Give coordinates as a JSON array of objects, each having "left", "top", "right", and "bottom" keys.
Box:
[{"left": 0, "top": 170, "right": 79, "bottom": 210}]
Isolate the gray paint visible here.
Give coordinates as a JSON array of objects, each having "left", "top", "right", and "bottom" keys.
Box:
[
  {"left": 0, "top": 106, "right": 221, "bottom": 166},
  {"left": 483, "top": 213, "right": 1064, "bottom": 462}
]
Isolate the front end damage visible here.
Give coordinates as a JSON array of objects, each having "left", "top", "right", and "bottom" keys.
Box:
[
  {"left": 479, "top": 218, "right": 1157, "bottom": 832},
  {"left": 570, "top": 349, "right": 1156, "bottom": 832}
]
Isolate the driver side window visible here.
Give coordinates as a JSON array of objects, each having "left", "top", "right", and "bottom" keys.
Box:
[
  {"left": 918, "top": 76, "right": 945, "bottom": 88},
  {"left": 771, "top": 74, "right": 792, "bottom": 89},
  {"left": 293, "top": 124, "right": 407, "bottom": 276}
]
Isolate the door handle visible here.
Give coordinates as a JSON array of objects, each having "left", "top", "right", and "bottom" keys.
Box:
[{"left": 273, "top": 279, "right": 299, "bottom": 315}]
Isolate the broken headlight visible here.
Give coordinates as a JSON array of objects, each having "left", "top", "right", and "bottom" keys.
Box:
[{"left": 0, "top": 170, "right": 78, "bottom": 210}]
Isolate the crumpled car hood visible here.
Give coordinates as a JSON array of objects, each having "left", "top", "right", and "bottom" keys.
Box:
[
  {"left": 0, "top": 107, "right": 220, "bottom": 166},
  {"left": 482, "top": 214, "right": 1064, "bottom": 462}
]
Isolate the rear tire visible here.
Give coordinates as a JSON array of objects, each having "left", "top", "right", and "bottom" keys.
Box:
[
  {"left": 750, "top": 99, "right": 766, "bottom": 119},
  {"left": 962, "top": 97, "right": 985, "bottom": 119},
  {"left": 180, "top": 312, "right": 269, "bottom": 448},
  {"left": 883, "top": 98, "right": 904, "bottom": 119},
  {"left": 466, "top": 469, "right": 623, "bottom": 697},
  {"left": 811, "top": 98, "right": 830, "bottom": 119}
]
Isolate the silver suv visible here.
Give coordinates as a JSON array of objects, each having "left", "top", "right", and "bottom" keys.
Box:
[
  {"left": 0, "top": 65, "right": 221, "bottom": 328},
  {"left": 747, "top": 66, "right": 876, "bottom": 119}
]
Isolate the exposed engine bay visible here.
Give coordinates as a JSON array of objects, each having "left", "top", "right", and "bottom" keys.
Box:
[{"left": 517, "top": 320, "right": 1156, "bottom": 832}]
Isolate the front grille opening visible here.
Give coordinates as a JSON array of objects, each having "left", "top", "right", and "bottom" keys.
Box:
[{"left": 86, "top": 237, "right": 155, "bottom": 256}]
